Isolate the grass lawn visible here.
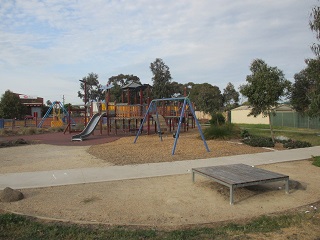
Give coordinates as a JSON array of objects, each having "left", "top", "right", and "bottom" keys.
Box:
[
  {"left": 237, "top": 124, "right": 320, "bottom": 146},
  {"left": 1, "top": 210, "right": 319, "bottom": 240}
]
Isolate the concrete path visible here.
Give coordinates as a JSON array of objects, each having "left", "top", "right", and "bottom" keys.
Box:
[{"left": 1, "top": 146, "right": 320, "bottom": 190}]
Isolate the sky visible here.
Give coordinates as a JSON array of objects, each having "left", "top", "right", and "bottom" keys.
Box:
[{"left": 0, "top": 0, "right": 318, "bottom": 105}]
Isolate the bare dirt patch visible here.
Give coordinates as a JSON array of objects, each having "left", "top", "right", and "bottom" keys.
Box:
[{"left": 1, "top": 160, "right": 320, "bottom": 230}]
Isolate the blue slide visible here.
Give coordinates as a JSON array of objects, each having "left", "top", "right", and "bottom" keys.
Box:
[{"left": 71, "top": 113, "right": 106, "bottom": 141}]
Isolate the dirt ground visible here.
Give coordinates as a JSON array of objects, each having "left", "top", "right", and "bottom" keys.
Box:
[
  {"left": 0, "top": 131, "right": 274, "bottom": 173},
  {"left": 0, "top": 131, "right": 320, "bottom": 235}
]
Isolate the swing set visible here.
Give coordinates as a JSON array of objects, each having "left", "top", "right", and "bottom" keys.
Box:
[
  {"left": 38, "top": 101, "right": 70, "bottom": 128},
  {"left": 134, "top": 97, "right": 210, "bottom": 155}
]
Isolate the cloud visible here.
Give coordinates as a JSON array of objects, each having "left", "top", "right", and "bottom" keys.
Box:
[{"left": 0, "top": 0, "right": 317, "bottom": 103}]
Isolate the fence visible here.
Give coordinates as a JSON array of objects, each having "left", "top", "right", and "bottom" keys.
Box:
[
  {"left": 0, "top": 118, "right": 53, "bottom": 129},
  {"left": 271, "top": 112, "right": 320, "bottom": 129}
]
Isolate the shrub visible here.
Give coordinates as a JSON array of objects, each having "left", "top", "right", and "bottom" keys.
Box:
[
  {"left": 240, "top": 129, "right": 250, "bottom": 138},
  {"left": 242, "top": 136, "right": 275, "bottom": 148},
  {"left": 21, "top": 127, "right": 37, "bottom": 135},
  {"left": 0, "top": 129, "right": 17, "bottom": 136},
  {"left": 48, "top": 126, "right": 64, "bottom": 133},
  {"left": 0, "top": 138, "right": 30, "bottom": 148},
  {"left": 209, "top": 113, "right": 225, "bottom": 126},
  {"left": 204, "top": 123, "right": 240, "bottom": 140},
  {"left": 283, "top": 140, "right": 311, "bottom": 149}
]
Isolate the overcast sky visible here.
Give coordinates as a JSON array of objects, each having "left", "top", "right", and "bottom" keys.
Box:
[{"left": 0, "top": 0, "right": 318, "bottom": 104}]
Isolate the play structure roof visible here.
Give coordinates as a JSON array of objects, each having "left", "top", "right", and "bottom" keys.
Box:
[{"left": 121, "top": 82, "right": 152, "bottom": 90}]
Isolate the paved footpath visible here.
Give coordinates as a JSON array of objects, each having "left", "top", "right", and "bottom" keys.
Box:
[{"left": 1, "top": 146, "right": 320, "bottom": 190}]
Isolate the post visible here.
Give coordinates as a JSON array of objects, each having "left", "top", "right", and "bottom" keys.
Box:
[
  {"left": 285, "top": 178, "right": 289, "bottom": 194},
  {"left": 79, "top": 79, "right": 87, "bottom": 127},
  {"left": 230, "top": 186, "right": 234, "bottom": 205}
]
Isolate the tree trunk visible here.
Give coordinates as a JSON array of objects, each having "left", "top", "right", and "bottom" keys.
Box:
[{"left": 268, "top": 112, "right": 275, "bottom": 143}]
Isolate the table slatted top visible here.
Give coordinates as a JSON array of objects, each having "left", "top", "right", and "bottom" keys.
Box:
[{"left": 193, "top": 164, "right": 288, "bottom": 185}]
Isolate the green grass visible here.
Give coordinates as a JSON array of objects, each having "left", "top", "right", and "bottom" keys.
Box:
[
  {"left": 0, "top": 211, "right": 316, "bottom": 240},
  {"left": 237, "top": 124, "right": 320, "bottom": 146},
  {"left": 312, "top": 156, "right": 320, "bottom": 167},
  {"left": 203, "top": 123, "right": 240, "bottom": 140}
]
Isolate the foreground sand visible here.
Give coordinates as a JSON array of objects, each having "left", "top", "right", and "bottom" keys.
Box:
[{"left": 0, "top": 132, "right": 320, "bottom": 230}]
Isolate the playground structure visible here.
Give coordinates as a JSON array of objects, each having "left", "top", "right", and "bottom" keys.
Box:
[
  {"left": 68, "top": 97, "right": 197, "bottom": 140},
  {"left": 35, "top": 82, "right": 204, "bottom": 151},
  {"left": 38, "top": 101, "right": 70, "bottom": 128},
  {"left": 64, "top": 82, "right": 198, "bottom": 141}
]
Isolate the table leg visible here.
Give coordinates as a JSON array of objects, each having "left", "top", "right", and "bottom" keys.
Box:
[
  {"left": 285, "top": 178, "right": 289, "bottom": 194},
  {"left": 230, "top": 186, "right": 234, "bottom": 205}
]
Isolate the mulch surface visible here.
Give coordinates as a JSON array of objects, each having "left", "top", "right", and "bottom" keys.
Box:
[{"left": 0, "top": 130, "right": 124, "bottom": 146}]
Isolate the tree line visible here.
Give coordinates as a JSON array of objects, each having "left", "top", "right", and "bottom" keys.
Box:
[{"left": 77, "top": 59, "right": 240, "bottom": 116}]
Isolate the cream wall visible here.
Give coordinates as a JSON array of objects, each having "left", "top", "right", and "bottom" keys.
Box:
[{"left": 231, "top": 109, "right": 269, "bottom": 124}]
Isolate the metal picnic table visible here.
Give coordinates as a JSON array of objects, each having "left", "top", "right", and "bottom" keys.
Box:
[{"left": 192, "top": 164, "right": 289, "bottom": 205}]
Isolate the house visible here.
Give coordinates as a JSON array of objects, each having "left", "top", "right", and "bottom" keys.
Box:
[
  {"left": 16, "top": 93, "right": 44, "bottom": 118},
  {"left": 230, "top": 105, "right": 294, "bottom": 125}
]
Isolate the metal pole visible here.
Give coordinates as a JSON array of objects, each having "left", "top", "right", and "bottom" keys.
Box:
[
  {"left": 155, "top": 108, "right": 162, "bottom": 141},
  {"left": 79, "top": 79, "right": 87, "bottom": 127},
  {"left": 172, "top": 98, "right": 187, "bottom": 155},
  {"left": 134, "top": 100, "right": 154, "bottom": 143},
  {"left": 187, "top": 98, "right": 210, "bottom": 152}
]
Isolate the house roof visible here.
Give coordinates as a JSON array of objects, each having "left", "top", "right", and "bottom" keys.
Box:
[
  {"left": 121, "top": 81, "right": 142, "bottom": 89},
  {"left": 231, "top": 104, "right": 294, "bottom": 112}
]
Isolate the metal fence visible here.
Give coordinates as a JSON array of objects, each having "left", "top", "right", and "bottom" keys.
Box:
[{"left": 271, "top": 112, "right": 320, "bottom": 129}]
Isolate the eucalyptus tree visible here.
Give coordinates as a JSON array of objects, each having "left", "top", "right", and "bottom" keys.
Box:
[
  {"left": 223, "top": 82, "right": 240, "bottom": 111},
  {"left": 150, "top": 58, "right": 172, "bottom": 99},
  {"left": 78, "top": 72, "right": 104, "bottom": 103},
  {"left": 240, "top": 59, "right": 291, "bottom": 142},
  {"left": 189, "top": 83, "right": 223, "bottom": 114},
  {"left": 0, "top": 90, "right": 26, "bottom": 119}
]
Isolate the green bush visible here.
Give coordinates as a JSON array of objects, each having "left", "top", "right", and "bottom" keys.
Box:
[
  {"left": 209, "top": 112, "right": 225, "bottom": 126},
  {"left": 283, "top": 140, "right": 311, "bottom": 149},
  {"left": 204, "top": 123, "right": 240, "bottom": 140},
  {"left": 242, "top": 136, "right": 275, "bottom": 147},
  {"left": 240, "top": 129, "right": 250, "bottom": 138}
]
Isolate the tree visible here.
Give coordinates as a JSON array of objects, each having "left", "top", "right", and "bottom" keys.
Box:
[
  {"left": 292, "top": 58, "right": 320, "bottom": 117},
  {"left": 168, "top": 81, "right": 185, "bottom": 97},
  {"left": 150, "top": 58, "right": 172, "bottom": 98},
  {"left": 189, "top": 83, "right": 223, "bottom": 114},
  {"left": 310, "top": 4, "right": 320, "bottom": 57},
  {"left": 291, "top": 69, "right": 313, "bottom": 113},
  {"left": 240, "top": 59, "right": 291, "bottom": 142},
  {"left": 223, "top": 82, "right": 240, "bottom": 111},
  {"left": 0, "top": 90, "right": 26, "bottom": 119},
  {"left": 107, "top": 74, "right": 141, "bottom": 102},
  {"left": 78, "top": 72, "right": 104, "bottom": 103},
  {"left": 290, "top": 3, "right": 320, "bottom": 117},
  {"left": 46, "top": 100, "right": 52, "bottom": 106}
]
